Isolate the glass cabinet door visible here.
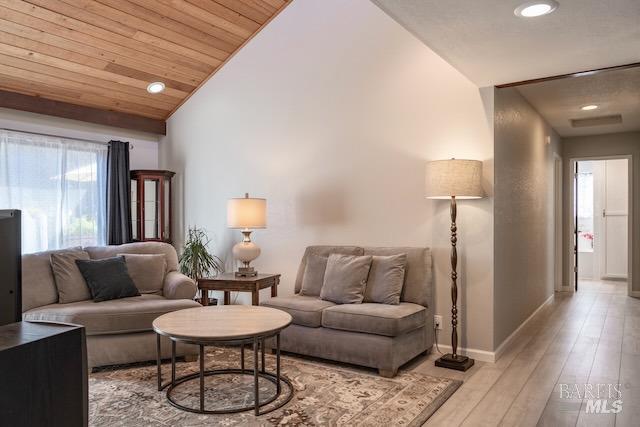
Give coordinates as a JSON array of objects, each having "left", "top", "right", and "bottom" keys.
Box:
[
  {"left": 131, "top": 178, "right": 138, "bottom": 240},
  {"left": 130, "top": 170, "right": 174, "bottom": 243},
  {"left": 143, "top": 178, "right": 160, "bottom": 240}
]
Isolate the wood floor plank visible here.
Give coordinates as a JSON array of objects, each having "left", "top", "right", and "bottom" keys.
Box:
[{"left": 418, "top": 280, "right": 635, "bottom": 427}]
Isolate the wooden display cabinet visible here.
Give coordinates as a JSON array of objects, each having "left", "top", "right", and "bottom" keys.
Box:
[{"left": 130, "top": 170, "right": 175, "bottom": 243}]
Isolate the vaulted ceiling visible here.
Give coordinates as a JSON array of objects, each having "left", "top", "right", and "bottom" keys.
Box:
[{"left": 0, "top": 0, "right": 289, "bottom": 131}]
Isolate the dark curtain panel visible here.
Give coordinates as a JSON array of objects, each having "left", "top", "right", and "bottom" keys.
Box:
[{"left": 106, "top": 140, "right": 132, "bottom": 245}]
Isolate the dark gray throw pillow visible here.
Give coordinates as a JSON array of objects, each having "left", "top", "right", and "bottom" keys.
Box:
[
  {"left": 320, "top": 254, "right": 373, "bottom": 304},
  {"left": 363, "top": 254, "right": 407, "bottom": 305},
  {"left": 299, "top": 254, "right": 328, "bottom": 296},
  {"left": 75, "top": 256, "right": 140, "bottom": 302}
]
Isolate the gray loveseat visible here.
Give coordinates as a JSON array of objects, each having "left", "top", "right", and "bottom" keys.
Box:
[
  {"left": 22, "top": 242, "right": 199, "bottom": 368},
  {"left": 262, "top": 246, "right": 433, "bottom": 377}
]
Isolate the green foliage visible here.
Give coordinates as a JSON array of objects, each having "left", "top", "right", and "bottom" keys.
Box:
[{"left": 179, "top": 227, "right": 224, "bottom": 280}]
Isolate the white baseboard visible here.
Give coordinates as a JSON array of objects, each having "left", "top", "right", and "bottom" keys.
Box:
[
  {"left": 630, "top": 290, "right": 640, "bottom": 298},
  {"left": 433, "top": 343, "right": 496, "bottom": 363},
  {"left": 493, "top": 293, "right": 555, "bottom": 362}
]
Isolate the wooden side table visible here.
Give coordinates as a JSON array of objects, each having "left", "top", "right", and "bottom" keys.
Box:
[{"left": 198, "top": 273, "right": 280, "bottom": 306}]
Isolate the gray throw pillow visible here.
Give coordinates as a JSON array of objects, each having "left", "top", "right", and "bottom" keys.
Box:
[
  {"left": 363, "top": 254, "right": 407, "bottom": 305},
  {"left": 75, "top": 256, "right": 140, "bottom": 302},
  {"left": 299, "top": 254, "right": 328, "bottom": 296},
  {"left": 320, "top": 254, "right": 373, "bottom": 304},
  {"left": 50, "top": 250, "right": 92, "bottom": 304},
  {"left": 118, "top": 253, "right": 167, "bottom": 295}
]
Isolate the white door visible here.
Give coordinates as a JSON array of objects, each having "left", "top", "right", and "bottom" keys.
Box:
[{"left": 600, "top": 159, "right": 628, "bottom": 279}]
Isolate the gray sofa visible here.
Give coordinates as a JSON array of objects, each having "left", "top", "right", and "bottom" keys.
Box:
[
  {"left": 262, "top": 246, "right": 433, "bottom": 377},
  {"left": 21, "top": 242, "right": 200, "bottom": 368}
]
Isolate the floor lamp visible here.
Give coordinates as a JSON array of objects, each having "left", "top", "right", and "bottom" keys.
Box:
[{"left": 426, "top": 159, "right": 484, "bottom": 371}]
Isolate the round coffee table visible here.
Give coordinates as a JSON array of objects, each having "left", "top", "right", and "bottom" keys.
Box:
[{"left": 152, "top": 305, "right": 293, "bottom": 415}]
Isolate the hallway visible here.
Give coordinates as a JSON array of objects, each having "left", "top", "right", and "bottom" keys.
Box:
[{"left": 413, "top": 280, "right": 639, "bottom": 426}]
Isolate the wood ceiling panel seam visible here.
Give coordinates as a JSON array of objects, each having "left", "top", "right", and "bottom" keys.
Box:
[
  {"left": 0, "top": 72, "right": 168, "bottom": 119},
  {"left": 0, "top": 17, "right": 214, "bottom": 77},
  {"left": 0, "top": 8, "right": 215, "bottom": 75},
  {"left": 0, "top": 28, "right": 107, "bottom": 70},
  {"left": 130, "top": 31, "right": 226, "bottom": 69},
  {"left": 211, "top": 0, "right": 270, "bottom": 24},
  {"left": 0, "top": 63, "right": 172, "bottom": 116},
  {"left": 260, "top": 0, "right": 287, "bottom": 10},
  {"left": 0, "top": 53, "right": 179, "bottom": 112},
  {"left": 57, "top": 0, "right": 234, "bottom": 59},
  {"left": 94, "top": 0, "right": 240, "bottom": 54},
  {"left": 0, "top": 32, "right": 193, "bottom": 99},
  {"left": 181, "top": 0, "right": 261, "bottom": 30},
  {"left": 0, "top": 0, "right": 212, "bottom": 81},
  {"left": 22, "top": 0, "right": 138, "bottom": 37},
  {"left": 238, "top": 0, "right": 278, "bottom": 16},
  {"left": 128, "top": 0, "right": 245, "bottom": 48}
]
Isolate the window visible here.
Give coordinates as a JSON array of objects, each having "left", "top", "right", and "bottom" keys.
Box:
[
  {"left": 577, "top": 165, "right": 594, "bottom": 253},
  {"left": 0, "top": 130, "right": 108, "bottom": 253}
]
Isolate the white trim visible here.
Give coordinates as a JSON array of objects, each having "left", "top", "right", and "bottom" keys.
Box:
[
  {"left": 630, "top": 291, "right": 640, "bottom": 298},
  {"left": 433, "top": 344, "right": 496, "bottom": 363},
  {"left": 554, "top": 153, "right": 563, "bottom": 291},
  {"left": 493, "top": 293, "right": 555, "bottom": 362}
]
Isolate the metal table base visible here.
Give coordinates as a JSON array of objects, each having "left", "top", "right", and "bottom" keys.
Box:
[{"left": 156, "top": 334, "right": 293, "bottom": 416}]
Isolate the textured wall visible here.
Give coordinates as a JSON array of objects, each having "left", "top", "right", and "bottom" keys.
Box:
[
  {"left": 562, "top": 132, "right": 640, "bottom": 294},
  {"left": 493, "top": 88, "right": 561, "bottom": 348},
  {"left": 161, "top": 0, "right": 496, "bottom": 353}
]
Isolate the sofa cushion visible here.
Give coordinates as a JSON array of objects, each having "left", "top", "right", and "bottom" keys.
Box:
[
  {"left": 363, "top": 254, "right": 407, "bottom": 305},
  {"left": 23, "top": 295, "right": 200, "bottom": 336},
  {"left": 363, "top": 247, "right": 431, "bottom": 307},
  {"left": 294, "top": 246, "right": 364, "bottom": 294},
  {"left": 84, "top": 242, "right": 178, "bottom": 272},
  {"left": 320, "top": 254, "right": 372, "bottom": 304},
  {"left": 50, "top": 250, "right": 91, "bottom": 304},
  {"left": 261, "top": 295, "right": 335, "bottom": 328},
  {"left": 119, "top": 253, "right": 166, "bottom": 295},
  {"left": 321, "top": 303, "right": 426, "bottom": 337},
  {"left": 22, "top": 246, "right": 82, "bottom": 311},
  {"left": 76, "top": 256, "right": 140, "bottom": 302},
  {"left": 299, "top": 255, "right": 328, "bottom": 297}
]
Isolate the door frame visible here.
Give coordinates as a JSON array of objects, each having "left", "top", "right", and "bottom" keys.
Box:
[
  {"left": 568, "top": 155, "right": 633, "bottom": 296},
  {"left": 554, "top": 153, "right": 564, "bottom": 291}
]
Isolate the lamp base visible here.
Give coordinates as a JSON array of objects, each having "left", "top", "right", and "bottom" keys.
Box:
[
  {"left": 235, "top": 267, "right": 257, "bottom": 277},
  {"left": 435, "top": 353, "right": 474, "bottom": 371}
]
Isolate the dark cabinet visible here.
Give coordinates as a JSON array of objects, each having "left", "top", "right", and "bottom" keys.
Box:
[{"left": 130, "top": 170, "right": 175, "bottom": 243}]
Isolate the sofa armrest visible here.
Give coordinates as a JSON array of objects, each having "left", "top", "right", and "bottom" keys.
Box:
[{"left": 163, "top": 271, "right": 197, "bottom": 300}]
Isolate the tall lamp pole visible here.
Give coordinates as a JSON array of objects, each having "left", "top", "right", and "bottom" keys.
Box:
[{"left": 426, "top": 159, "right": 484, "bottom": 371}]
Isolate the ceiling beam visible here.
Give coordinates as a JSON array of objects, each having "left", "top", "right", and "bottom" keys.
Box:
[
  {"left": 0, "top": 89, "right": 166, "bottom": 135},
  {"left": 495, "top": 62, "right": 640, "bottom": 88}
]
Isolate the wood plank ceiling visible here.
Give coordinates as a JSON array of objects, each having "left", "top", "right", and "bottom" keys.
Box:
[{"left": 0, "top": 0, "right": 289, "bottom": 125}]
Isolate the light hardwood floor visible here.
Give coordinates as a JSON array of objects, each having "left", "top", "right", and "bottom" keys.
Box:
[{"left": 407, "top": 280, "right": 639, "bottom": 426}]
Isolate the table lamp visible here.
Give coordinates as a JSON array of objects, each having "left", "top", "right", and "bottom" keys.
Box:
[
  {"left": 227, "top": 193, "right": 267, "bottom": 277},
  {"left": 425, "top": 159, "right": 484, "bottom": 371}
]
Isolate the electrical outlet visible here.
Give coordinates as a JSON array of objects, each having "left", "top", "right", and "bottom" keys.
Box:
[{"left": 434, "top": 315, "right": 443, "bottom": 330}]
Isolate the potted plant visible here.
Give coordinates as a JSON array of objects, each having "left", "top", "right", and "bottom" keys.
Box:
[{"left": 179, "top": 227, "right": 224, "bottom": 304}]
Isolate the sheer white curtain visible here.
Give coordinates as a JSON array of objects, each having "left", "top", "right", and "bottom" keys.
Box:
[{"left": 0, "top": 129, "right": 108, "bottom": 253}]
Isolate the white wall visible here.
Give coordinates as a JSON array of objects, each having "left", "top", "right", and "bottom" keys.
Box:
[
  {"left": 0, "top": 107, "right": 159, "bottom": 169},
  {"left": 161, "top": 0, "right": 495, "bottom": 353}
]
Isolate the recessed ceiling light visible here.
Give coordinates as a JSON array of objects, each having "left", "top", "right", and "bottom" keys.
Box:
[
  {"left": 146, "top": 82, "right": 165, "bottom": 94},
  {"left": 581, "top": 104, "right": 599, "bottom": 111},
  {"left": 514, "top": 1, "right": 559, "bottom": 18}
]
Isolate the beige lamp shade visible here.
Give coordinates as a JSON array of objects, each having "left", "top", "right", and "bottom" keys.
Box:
[
  {"left": 425, "top": 159, "right": 485, "bottom": 199},
  {"left": 227, "top": 194, "right": 267, "bottom": 229}
]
